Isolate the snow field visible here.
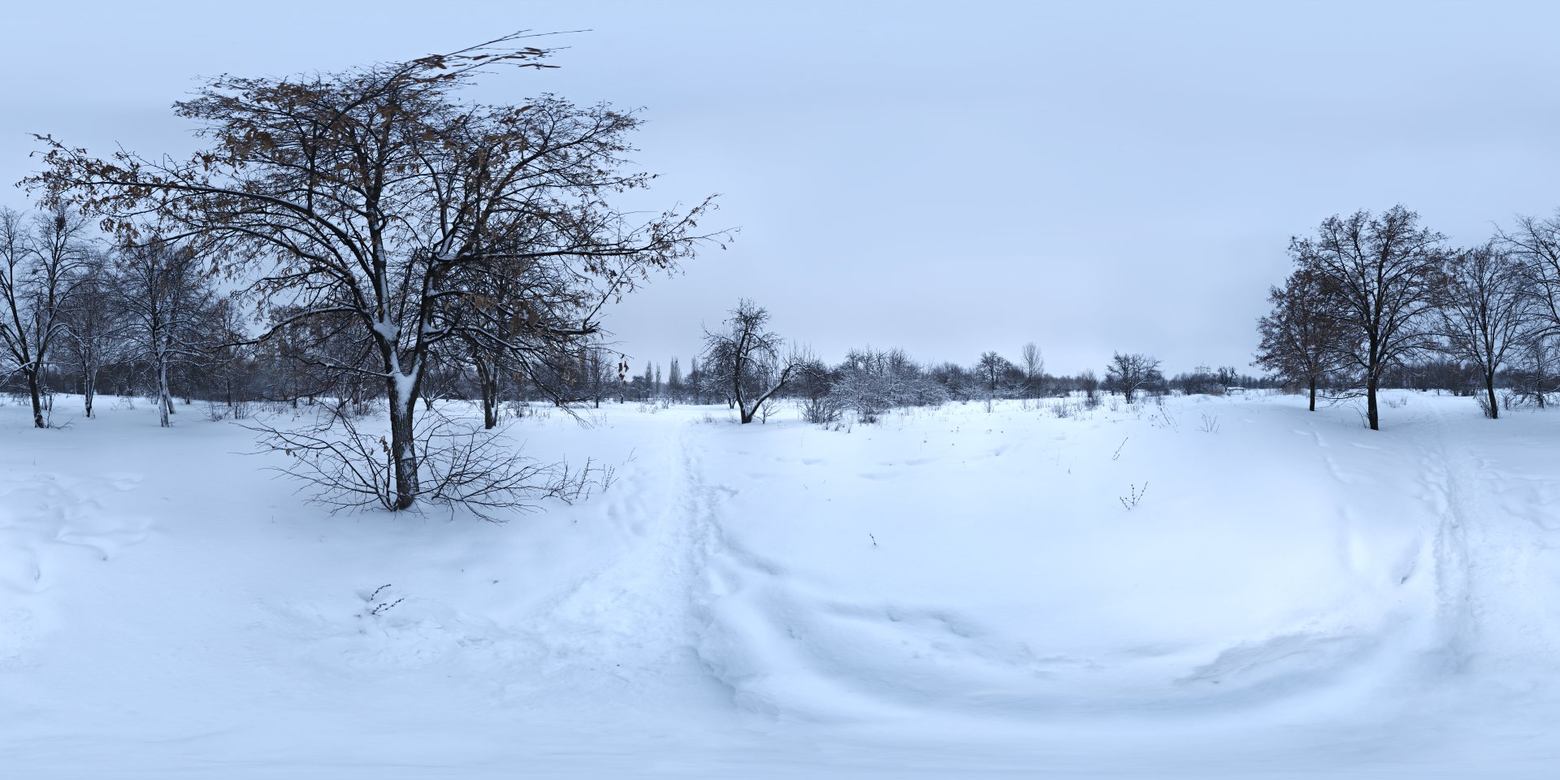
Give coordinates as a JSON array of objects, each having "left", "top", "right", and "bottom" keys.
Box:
[{"left": 2, "top": 390, "right": 1559, "bottom": 777}]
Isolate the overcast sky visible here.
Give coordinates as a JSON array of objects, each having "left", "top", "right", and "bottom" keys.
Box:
[{"left": 5, "top": 0, "right": 1560, "bottom": 375}]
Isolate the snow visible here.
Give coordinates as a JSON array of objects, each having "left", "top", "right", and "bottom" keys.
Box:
[{"left": 3, "top": 391, "right": 1560, "bottom": 777}]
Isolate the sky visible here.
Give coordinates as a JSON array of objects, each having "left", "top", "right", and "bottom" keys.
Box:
[{"left": 4, "top": 0, "right": 1560, "bottom": 375}]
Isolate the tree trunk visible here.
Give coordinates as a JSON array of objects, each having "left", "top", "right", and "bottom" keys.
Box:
[
  {"left": 1366, "top": 375, "right": 1380, "bottom": 431},
  {"left": 157, "top": 361, "right": 172, "bottom": 428},
  {"left": 1308, "top": 377, "right": 1317, "bottom": 412},
  {"left": 476, "top": 358, "right": 499, "bottom": 430},
  {"left": 482, "top": 390, "right": 499, "bottom": 429},
  {"left": 26, "top": 369, "right": 44, "bottom": 429},
  {"left": 83, "top": 370, "right": 96, "bottom": 418},
  {"left": 387, "top": 390, "right": 419, "bottom": 511},
  {"left": 1485, "top": 372, "right": 1499, "bottom": 420}
]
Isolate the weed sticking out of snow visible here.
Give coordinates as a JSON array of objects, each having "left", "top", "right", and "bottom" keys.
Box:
[
  {"left": 1119, "top": 481, "right": 1149, "bottom": 510},
  {"left": 1199, "top": 413, "right": 1221, "bottom": 433},
  {"left": 360, "top": 583, "right": 405, "bottom": 619}
]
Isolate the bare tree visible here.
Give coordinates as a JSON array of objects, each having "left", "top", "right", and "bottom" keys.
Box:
[
  {"left": 1077, "top": 368, "right": 1102, "bottom": 408},
  {"left": 1254, "top": 267, "right": 1347, "bottom": 411},
  {"left": 0, "top": 209, "right": 36, "bottom": 409},
  {"left": 975, "top": 351, "right": 1017, "bottom": 411},
  {"left": 1508, "top": 334, "right": 1560, "bottom": 408},
  {"left": 0, "top": 206, "right": 89, "bottom": 427},
  {"left": 1435, "top": 243, "right": 1531, "bottom": 419},
  {"left": 1291, "top": 206, "right": 1443, "bottom": 430},
  {"left": 58, "top": 250, "right": 125, "bottom": 417},
  {"left": 1020, "top": 342, "right": 1045, "bottom": 398},
  {"left": 1500, "top": 210, "right": 1560, "bottom": 341},
  {"left": 702, "top": 299, "right": 798, "bottom": 424},
  {"left": 1105, "top": 352, "right": 1162, "bottom": 403},
  {"left": 30, "top": 33, "right": 723, "bottom": 512},
  {"left": 114, "top": 237, "right": 218, "bottom": 427}
]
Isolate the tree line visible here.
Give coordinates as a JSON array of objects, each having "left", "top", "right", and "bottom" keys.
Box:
[
  {"left": 661, "top": 298, "right": 1271, "bottom": 426},
  {"left": 1, "top": 208, "right": 245, "bottom": 427},
  {"left": 1256, "top": 205, "right": 1560, "bottom": 429}
]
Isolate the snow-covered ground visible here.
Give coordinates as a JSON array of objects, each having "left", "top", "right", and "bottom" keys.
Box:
[{"left": 3, "top": 390, "right": 1559, "bottom": 778}]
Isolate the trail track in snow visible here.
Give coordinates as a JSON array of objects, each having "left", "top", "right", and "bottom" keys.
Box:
[
  {"left": 1417, "top": 403, "right": 1560, "bottom": 705},
  {"left": 489, "top": 417, "right": 746, "bottom": 716}
]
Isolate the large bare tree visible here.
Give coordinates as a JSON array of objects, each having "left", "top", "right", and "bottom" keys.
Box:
[
  {"left": 1435, "top": 243, "right": 1530, "bottom": 419},
  {"left": 29, "top": 33, "right": 722, "bottom": 512},
  {"left": 1105, "top": 352, "right": 1161, "bottom": 403},
  {"left": 1290, "top": 206, "right": 1443, "bottom": 430}
]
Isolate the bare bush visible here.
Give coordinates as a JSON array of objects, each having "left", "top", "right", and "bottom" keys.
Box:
[
  {"left": 251, "top": 405, "right": 606, "bottom": 522},
  {"left": 1079, "top": 369, "right": 1102, "bottom": 409}
]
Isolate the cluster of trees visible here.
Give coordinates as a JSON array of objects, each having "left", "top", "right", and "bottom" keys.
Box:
[
  {"left": 22, "top": 34, "right": 722, "bottom": 516},
  {"left": 1, "top": 207, "right": 245, "bottom": 428},
  {"left": 1256, "top": 205, "right": 1560, "bottom": 428}
]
